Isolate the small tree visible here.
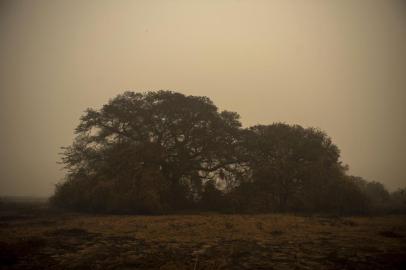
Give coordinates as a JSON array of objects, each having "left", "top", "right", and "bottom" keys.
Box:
[{"left": 389, "top": 188, "right": 406, "bottom": 213}]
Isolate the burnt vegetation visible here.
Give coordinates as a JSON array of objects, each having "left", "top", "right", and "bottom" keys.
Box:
[{"left": 51, "top": 91, "right": 406, "bottom": 215}]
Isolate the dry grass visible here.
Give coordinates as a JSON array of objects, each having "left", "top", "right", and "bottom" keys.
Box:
[{"left": 1, "top": 206, "right": 405, "bottom": 269}]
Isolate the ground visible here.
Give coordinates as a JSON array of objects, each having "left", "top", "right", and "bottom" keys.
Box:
[{"left": 0, "top": 203, "right": 405, "bottom": 269}]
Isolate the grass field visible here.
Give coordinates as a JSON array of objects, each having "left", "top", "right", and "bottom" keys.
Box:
[{"left": 1, "top": 202, "right": 405, "bottom": 269}]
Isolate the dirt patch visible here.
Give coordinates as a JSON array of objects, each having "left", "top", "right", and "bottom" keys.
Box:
[
  {"left": 0, "top": 215, "right": 33, "bottom": 222},
  {"left": 379, "top": 230, "right": 404, "bottom": 238},
  {"left": 0, "top": 237, "right": 47, "bottom": 267}
]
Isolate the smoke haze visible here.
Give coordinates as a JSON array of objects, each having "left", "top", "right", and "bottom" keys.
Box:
[{"left": 1, "top": 0, "right": 405, "bottom": 196}]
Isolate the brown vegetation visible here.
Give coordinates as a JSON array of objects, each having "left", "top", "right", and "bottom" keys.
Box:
[
  {"left": 50, "top": 91, "right": 406, "bottom": 215},
  {"left": 1, "top": 202, "right": 405, "bottom": 270}
]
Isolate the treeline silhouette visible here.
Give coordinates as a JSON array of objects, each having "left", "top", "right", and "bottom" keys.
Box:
[{"left": 51, "top": 91, "right": 406, "bottom": 214}]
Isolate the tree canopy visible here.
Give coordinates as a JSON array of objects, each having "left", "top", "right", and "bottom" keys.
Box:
[
  {"left": 52, "top": 91, "right": 243, "bottom": 213},
  {"left": 51, "top": 91, "right": 403, "bottom": 214}
]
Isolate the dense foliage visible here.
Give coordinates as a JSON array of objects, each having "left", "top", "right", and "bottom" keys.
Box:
[{"left": 51, "top": 91, "right": 405, "bottom": 214}]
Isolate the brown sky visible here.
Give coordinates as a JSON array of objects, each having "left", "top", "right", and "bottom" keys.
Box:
[{"left": 1, "top": 0, "right": 405, "bottom": 196}]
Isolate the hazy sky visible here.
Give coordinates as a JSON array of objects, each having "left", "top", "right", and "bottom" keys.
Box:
[{"left": 1, "top": 0, "right": 405, "bottom": 197}]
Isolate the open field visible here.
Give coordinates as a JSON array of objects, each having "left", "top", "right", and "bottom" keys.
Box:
[{"left": 0, "top": 203, "right": 405, "bottom": 269}]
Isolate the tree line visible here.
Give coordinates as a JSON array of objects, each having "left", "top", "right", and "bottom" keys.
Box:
[{"left": 51, "top": 91, "right": 406, "bottom": 214}]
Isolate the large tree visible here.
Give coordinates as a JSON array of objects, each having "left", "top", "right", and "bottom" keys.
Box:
[
  {"left": 236, "top": 123, "right": 347, "bottom": 212},
  {"left": 52, "top": 91, "right": 379, "bottom": 214},
  {"left": 52, "top": 91, "right": 243, "bottom": 213}
]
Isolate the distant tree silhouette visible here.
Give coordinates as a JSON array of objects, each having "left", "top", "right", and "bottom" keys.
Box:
[
  {"left": 52, "top": 91, "right": 243, "bottom": 213},
  {"left": 229, "top": 123, "right": 360, "bottom": 212},
  {"left": 348, "top": 176, "right": 390, "bottom": 212},
  {"left": 389, "top": 188, "right": 406, "bottom": 213},
  {"left": 51, "top": 90, "right": 395, "bottom": 215}
]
